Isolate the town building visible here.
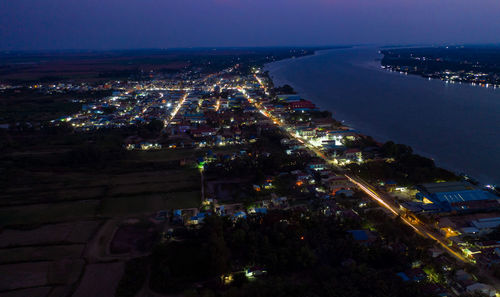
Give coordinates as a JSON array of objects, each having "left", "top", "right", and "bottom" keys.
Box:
[{"left": 415, "top": 182, "right": 498, "bottom": 212}]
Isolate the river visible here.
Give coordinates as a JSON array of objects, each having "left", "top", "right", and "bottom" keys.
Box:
[{"left": 265, "top": 47, "right": 500, "bottom": 185}]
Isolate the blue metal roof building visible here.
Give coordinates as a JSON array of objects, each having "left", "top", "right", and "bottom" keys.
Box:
[
  {"left": 431, "top": 190, "right": 496, "bottom": 204},
  {"left": 416, "top": 182, "right": 497, "bottom": 212}
]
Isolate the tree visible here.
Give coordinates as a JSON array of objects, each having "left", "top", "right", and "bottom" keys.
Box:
[
  {"left": 102, "top": 106, "right": 116, "bottom": 114},
  {"left": 115, "top": 257, "right": 148, "bottom": 297},
  {"left": 274, "top": 84, "right": 296, "bottom": 94},
  {"left": 147, "top": 119, "right": 164, "bottom": 133},
  {"left": 381, "top": 141, "right": 413, "bottom": 159},
  {"left": 43, "top": 122, "right": 74, "bottom": 135}
]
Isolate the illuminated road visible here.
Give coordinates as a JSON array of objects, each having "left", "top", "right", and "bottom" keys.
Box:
[
  {"left": 243, "top": 75, "right": 470, "bottom": 263},
  {"left": 164, "top": 92, "right": 188, "bottom": 128},
  {"left": 346, "top": 176, "right": 468, "bottom": 262}
]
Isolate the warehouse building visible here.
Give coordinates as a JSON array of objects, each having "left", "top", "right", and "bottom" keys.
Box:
[{"left": 415, "top": 182, "right": 498, "bottom": 212}]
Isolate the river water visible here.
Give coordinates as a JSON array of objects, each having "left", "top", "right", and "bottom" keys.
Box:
[{"left": 265, "top": 47, "right": 500, "bottom": 185}]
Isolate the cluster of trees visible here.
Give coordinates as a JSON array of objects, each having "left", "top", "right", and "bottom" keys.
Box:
[
  {"left": 347, "top": 141, "right": 458, "bottom": 185},
  {"left": 136, "top": 118, "right": 164, "bottom": 138},
  {"left": 150, "top": 211, "right": 439, "bottom": 297},
  {"left": 115, "top": 257, "right": 149, "bottom": 297},
  {"left": 343, "top": 135, "right": 378, "bottom": 150},
  {"left": 204, "top": 151, "right": 310, "bottom": 202},
  {"left": 273, "top": 84, "right": 296, "bottom": 94},
  {"left": 381, "top": 141, "right": 414, "bottom": 159}
]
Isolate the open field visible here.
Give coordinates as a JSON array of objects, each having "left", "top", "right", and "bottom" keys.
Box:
[
  {"left": 0, "top": 185, "right": 106, "bottom": 207},
  {"left": 105, "top": 169, "right": 198, "bottom": 185},
  {"left": 0, "top": 244, "right": 85, "bottom": 264},
  {"left": 0, "top": 259, "right": 84, "bottom": 291},
  {"left": 0, "top": 150, "right": 203, "bottom": 226},
  {"left": 0, "top": 221, "right": 100, "bottom": 248},
  {"left": 72, "top": 262, "right": 125, "bottom": 297},
  {"left": 1, "top": 147, "right": 202, "bottom": 197},
  {"left": 0, "top": 146, "right": 204, "bottom": 294},
  {"left": 0, "top": 88, "right": 111, "bottom": 123},
  {"left": 0, "top": 201, "right": 100, "bottom": 227},
  {"left": 0, "top": 187, "right": 201, "bottom": 227},
  {"left": 0, "top": 48, "right": 313, "bottom": 83},
  {"left": 1, "top": 168, "right": 199, "bottom": 207},
  {"left": 0, "top": 51, "right": 190, "bottom": 83},
  {"left": 1, "top": 286, "right": 53, "bottom": 297},
  {"left": 106, "top": 180, "right": 198, "bottom": 197},
  {"left": 110, "top": 223, "right": 156, "bottom": 254},
  {"left": 0, "top": 262, "right": 50, "bottom": 291},
  {"left": 100, "top": 190, "right": 200, "bottom": 216},
  {"left": 162, "top": 191, "right": 202, "bottom": 209}
]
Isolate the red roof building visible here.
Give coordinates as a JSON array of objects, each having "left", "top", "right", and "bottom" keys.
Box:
[{"left": 288, "top": 100, "right": 316, "bottom": 110}]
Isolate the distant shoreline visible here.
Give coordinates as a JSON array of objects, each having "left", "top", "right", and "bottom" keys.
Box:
[{"left": 380, "top": 47, "right": 500, "bottom": 90}]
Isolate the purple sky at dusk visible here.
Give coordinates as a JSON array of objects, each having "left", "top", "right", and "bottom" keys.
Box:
[{"left": 1, "top": 0, "right": 499, "bottom": 50}]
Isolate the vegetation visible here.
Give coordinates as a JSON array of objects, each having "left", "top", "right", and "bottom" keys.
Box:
[
  {"left": 205, "top": 129, "right": 311, "bottom": 183},
  {"left": 273, "top": 84, "right": 296, "bottom": 94},
  {"left": 0, "top": 88, "right": 111, "bottom": 122},
  {"left": 346, "top": 141, "right": 459, "bottom": 186},
  {"left": 115, "top": 257, "right": 149, "bottom": 297},
  {"left": 150, "top": 211, "right": 439, "bottom": 297}
]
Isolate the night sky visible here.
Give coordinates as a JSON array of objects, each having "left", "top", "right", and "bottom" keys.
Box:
[{"left": 1, "top": 0, "right": 499, "bottom": 50}]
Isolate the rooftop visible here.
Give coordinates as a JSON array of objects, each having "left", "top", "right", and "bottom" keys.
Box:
[
  {"left": 434, "top": 190, "right": 496, "bottom": 204},
  {"left": 418, "top": 181, "right": 474, "bottom": 194}
]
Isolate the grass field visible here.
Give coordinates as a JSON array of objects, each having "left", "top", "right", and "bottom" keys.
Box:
[
  {"left": 0, "top": 185, "right": 106, "bottom": 207},
  {"left": 0, "top": 221, "right": 100, "bottom": 248},
  {"left": 0, "top": 143, "right": 204, "bottom": 295},
  {"left": 0, "top": 286, "right": 52, "bottom": 297},
  {"left": 0, "top": 149, "right": 202, "bottom": 226},
  {"left": 100, "top": 190, "right": 200, "bottom": 216},
  {"left": 72, "top": 262, "right": 125, "bottom": 297},
  {"left": 0, "top": 52, "right": 190, "bottom": 83},
  {"left": 0, "top": 259, "right": 85, "bottom": 291},
  {"left": 0, "top": 201, "right": 100, "bottom": 227},
  {"left": 0, "top": 262, "right": 50, "bottom": 291},
  {"left": 0, "top": 245, "right": 85, "bottom": 264},
  {"left": 0, "top": 181, "right": 201, "bottom": 225}
]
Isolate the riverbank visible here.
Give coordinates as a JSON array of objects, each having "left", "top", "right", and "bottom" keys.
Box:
[{"left": 264, "top": 47, "right": 500, "bottom": 187}]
